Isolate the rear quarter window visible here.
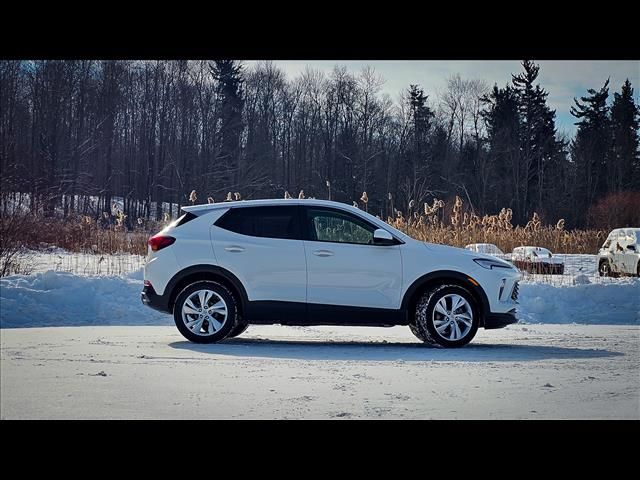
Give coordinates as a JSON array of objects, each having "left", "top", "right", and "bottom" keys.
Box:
[
  {"left": 173, "top": 212, "right": 198, "bottom": 227},
  {"left": 215, "top": 206, "right": 301, "bottom": 240}
]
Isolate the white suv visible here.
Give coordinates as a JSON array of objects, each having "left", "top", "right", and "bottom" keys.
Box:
[
  {"left": 142, "top": 199, "right": 520, "bottom": 348},
  {"left": 597, "top": 228, "right": 640, "bottom": 277}
]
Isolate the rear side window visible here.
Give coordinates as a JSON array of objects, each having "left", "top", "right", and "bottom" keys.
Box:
[
  {"left": 215, "top": 206, "right": 301, "bottom": 240},
  {"left": 174, "top": 212, "right": 198, "bottom": 227}
]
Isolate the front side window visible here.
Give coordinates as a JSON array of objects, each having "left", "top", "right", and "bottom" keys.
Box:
[
  {"left": 306, "top": 208, "right": 375, "bottom": 245},
  {"left": 215, "top": 206, "right": 300, "bottom": 240}
]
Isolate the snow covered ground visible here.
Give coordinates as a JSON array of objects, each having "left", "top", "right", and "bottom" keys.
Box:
[
  {"left": 1, "top": 267, "right": 638, "bottom": 328},
  {"left": 1, "top": 324, "right": 638, "bottom": 419},
  {"left": 0, "top": 269, "right": 168, "bottom": 328},
  {"left": 1, "top": 254, "right": 638, "bottom": 419}
]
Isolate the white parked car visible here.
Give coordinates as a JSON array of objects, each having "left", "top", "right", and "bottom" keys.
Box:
[
  {"left": 597, "top": 228, "right": 640, "bottom": 277},
  {"left": 465, "top": 243, "right": 505, "bottom": 257},
  {"left": 511, "top": 246, "right": 565, "bottom": 275},
  {"left": 142, "top": 199, "right": 521, "bottom": 348}
]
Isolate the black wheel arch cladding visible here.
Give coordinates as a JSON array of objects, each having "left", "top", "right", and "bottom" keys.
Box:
[
  {"left": 166, "top": 264, "right": 248, "bottom": 314},
  {"left": 401, "top": 270, "right": 490, "bottom": 325}
]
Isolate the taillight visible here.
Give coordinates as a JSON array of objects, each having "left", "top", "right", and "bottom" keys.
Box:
[{"left": 148, "top": 235, "right": 175, "bottom": 252}]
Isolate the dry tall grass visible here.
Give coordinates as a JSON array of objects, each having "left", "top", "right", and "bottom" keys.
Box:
[
  {"left": 1, "top": 212, "right": 158, "bottom": 265},
  {"left": 388, "top": 196, "right": 606, "bottom": 254},
  {"left": 1, "top": 193, "right": 608, "bottom": 268},
  {"left": 29, "top": 215, "right": 157, "bottom": 256}
]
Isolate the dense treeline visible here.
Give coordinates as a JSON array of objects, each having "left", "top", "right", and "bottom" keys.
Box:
[{"left": 1, "top": 60, "right": 638, "bottom": 228}]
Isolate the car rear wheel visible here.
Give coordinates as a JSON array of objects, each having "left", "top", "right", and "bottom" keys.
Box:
[
  {"left": 226, "top": 320, "right": 249, "bottom": 339},
  {"left": 410, "top": 284, "right": 479, "bottom": 348},
  {"left": 173, "top": 281, "right": 238, "bottom": 343},
  {"left": 599, "top": 260, "right": 609, "bottom": 277}
]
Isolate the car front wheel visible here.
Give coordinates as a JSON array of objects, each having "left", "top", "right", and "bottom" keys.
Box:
[
  {"left": 598, "top": 260, "right": 618, "bottom": 278},
  {"left": 599, "top": 260, "right": 612, "bottom": 277},
  {"left": 411, "top": 284, "right": 479, "bottom": 348},
  {"left": 173, "top": 281, "right": 238, "bottom": 343}
]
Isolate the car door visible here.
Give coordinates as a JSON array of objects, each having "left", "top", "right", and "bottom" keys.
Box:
[
  {"left": 622, "top": 231, "right": 638, "bottom": 274},
  {"left": 302, "top": 206, "right": 403, "bottom": 312},
  {"left": 612, "top": 231, "right": 627, "bottom": 274},
  {"left": 211, "top": 205, "right": 307, "bottom": 304}
]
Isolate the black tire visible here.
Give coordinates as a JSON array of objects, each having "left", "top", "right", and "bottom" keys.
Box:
[
  {"left": 598, "top": 260, "right": 611, "bottom": 277},
  {"left": 411, "top": 284, "right": 480, "bottom": 348},
  {"left": 226, "top": 321, "right": 249, "bottom": 339},
  {"left": 636, "top": 261, "right": 639, "bottom": 277},
  {"left": 173, "top": 281, "right": 238, "bottom": 343},
  {"left": 409, "top": 323, "right": 429, "bottom": 343}
]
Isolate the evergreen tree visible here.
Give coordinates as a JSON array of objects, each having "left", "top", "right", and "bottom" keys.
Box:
[
  {"left": 610, "top": 79, "right": 640, "bottom": 191},
  {"left": 511, "top": 60, "right": 560, "bottom": 222},
  {"left": 408, "top": 84, "right": 434, "bottom": 175},
  {"left": 210, "top": 60, "right": 245, "bottom": 188},
  {"left": 399, "top": 85, "right": 435, "bottom": 207},
  {"left": 570, "top": 79, "right": 611, "bottom": 223},
  {"left": 481, "top": 84, "right": 520, "bottom": 213}
]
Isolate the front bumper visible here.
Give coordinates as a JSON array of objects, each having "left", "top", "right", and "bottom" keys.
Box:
[
  {"left": 484, "top": 309, "right": 518, "bottom": 329},
  {"left": 141, "top": 284, "right": 171, "bottom": 313}
]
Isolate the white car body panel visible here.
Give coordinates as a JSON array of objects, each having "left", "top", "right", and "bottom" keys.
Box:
[
  {"left": 211, "top": 224, "right": 307, "bottom": 303},
  {"left": 401, "top": 242, "right": 519, "bottom": 314},
  {"left": 304, "top": 240, "right": 402, "bottom": 309},
  {"left": 143, "top": 198, "right": 521, "bottom": 318}
]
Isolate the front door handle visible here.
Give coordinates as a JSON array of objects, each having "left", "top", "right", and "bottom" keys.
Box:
[
  {"left": 224, "top": 246, "right": 245, "bottom": 253},
  {"left": 313, "top": 249, "right": 334, "bottom": 257}
]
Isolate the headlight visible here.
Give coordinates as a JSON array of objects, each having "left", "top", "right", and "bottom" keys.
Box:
[{"left": 473, "top": 258, "right": 513, "bottom": 270}]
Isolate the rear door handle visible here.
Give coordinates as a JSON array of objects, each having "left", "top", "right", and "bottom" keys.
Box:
[
  {"left": 313, "top": 249, "right": 334, "bottom": 257},
  {"left": 224, "top": 246, "right": 245, "bottom": 253}
]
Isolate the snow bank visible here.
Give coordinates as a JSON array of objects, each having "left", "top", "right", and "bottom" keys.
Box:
[
  {"left": 518, "top": 280, "right": 640, "bottom": 325},
  {"left": 1, "top": 270, "right": 638, "bottom": 328},
  {"left": 0, "top": 269, "right": 170, "bottom": 328}
]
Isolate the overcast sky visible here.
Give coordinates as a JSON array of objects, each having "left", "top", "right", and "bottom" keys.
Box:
[{"left": 245, "top": 60, "right": 639, "bottom": 137}]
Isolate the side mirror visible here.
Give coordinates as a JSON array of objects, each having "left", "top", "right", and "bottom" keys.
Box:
[
  {"left": 373, "top": 228, "right": 395, "bottom": 245},
  {"left": 627, "top": 244, "right": 637, "bottom": 251}
]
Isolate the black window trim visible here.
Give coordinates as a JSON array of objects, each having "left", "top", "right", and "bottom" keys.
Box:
[
  {"left": 214, "top": 205, "right": 303, "bottom": 241},
  {"left": 301, "top": 205, "right": 404, "bottom": 246},
  {"left": 174, "top": 211, "right": 198, "bottom": 227},
  {"left": 213, "top": 204, "right": 404, "bottom": 245}
]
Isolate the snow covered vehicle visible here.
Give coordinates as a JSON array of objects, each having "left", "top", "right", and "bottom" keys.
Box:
[
  {"left": 597, "top": 228, "right": 640, "bottom": 277},
  {"left": 511, "top": 246, "right": 565, "bottom": 275},
  {"left": 465, "top": 243, "right": 505, "bottom": 257}
]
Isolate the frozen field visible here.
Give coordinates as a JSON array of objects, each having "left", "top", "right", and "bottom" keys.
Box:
[
  {"left": 1, "top": 266, "right": 639, "bottom": 329},
  {"left": 1, "top": 250, "right": 638, "bottom": 420},
  {"left": 1, "top": 324, "right": 638, "bottom": 419}
]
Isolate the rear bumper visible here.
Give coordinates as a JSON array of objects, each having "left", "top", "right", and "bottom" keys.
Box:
[
  {"left": 484, "top": 309, "right": 518, "bottom": 329},
  {"left": 141, "top": 284, "right": 171, "bottom": 313}
]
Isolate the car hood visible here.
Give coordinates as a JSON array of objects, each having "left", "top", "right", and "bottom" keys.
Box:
[
  {"left": 423, "top": 242, "right": 500, "bottom": 262},
  {"left": 424, "top": 241, "right": 472, "bottom": 255},
  {"left": 422, "top": 241, "right": 518, "bottom": 273}
]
